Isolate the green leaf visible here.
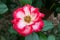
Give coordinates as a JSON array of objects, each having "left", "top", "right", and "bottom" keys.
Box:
[
  {"left": 0, "top": 36, "right": 6, "bottom": 40},
  {"left": 25, "top": 33, "right": 39, "bottom": 40},
  {"left": 33, "top": 0, "right": 45, "bottom": 8},
  {"left": 58, "top": 23, "right": 60, "bottom": 31},
  {"left": 1, "top": 0, "right": 7, "bottom": 3},
  {"left": 8, "top": 24, "right": 17, "bottom": 34},
  {"left": 42, "top": 20, "right": 54, "bottom": 31},
  {"left": 0, "top": 15, "right": 3, "bottom": 19},
  {"left": 56, "top": 7, "right": 60, "bottom": 13},
  {"left": 56, "top": 32, "right": 60, "bottom": 40},
  {"left": 19, "top": 0, "right": 32, "bottom": 6},
  {"left": 0, "top": 2, "right": 8, "bottom": 14},
  {"left": 48, "top": 35, "right": 55, "bottom": 40},
  {"left": 39, "top": 32, "right": 47, "bottom": 40},
  {"left": 56, "top": 36, "right": 60, "bottom": 40}
]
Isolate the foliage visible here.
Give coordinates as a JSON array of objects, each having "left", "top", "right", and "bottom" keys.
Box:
[
  {"left": 0, "top": 0, "right": 60, "bottom": 40},
  {"left": 25, "top": 33, "right": 39, "bottom": 40},
  {"left": 47, "top": 35, "right": 55, "bottom": 40},
  {"left": 42, "top": 20, "right": 54, "bottom": 31},
  {"left": 19, "top": 0, "right": 32, "bottom": 6},
  {"left": 0, "top": 2, "right": 8, "bottom": 14}
]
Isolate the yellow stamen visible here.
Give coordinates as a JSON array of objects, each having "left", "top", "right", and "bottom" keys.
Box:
[{"left": 24, "top": 16, "right": 31, "bottom": 23}]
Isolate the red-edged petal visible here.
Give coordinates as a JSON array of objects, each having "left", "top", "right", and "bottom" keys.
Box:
[
  {"left": 39, "top": 12, "right": 45, "bottom": 18},
  {"left": 13, "top": 25, "right": 32, "bottom": 36},
  {"left": 30, "top": 8, "right": 41, "bottom": 21},
  {"left": 32, "top": 21, "right": 44, "bottom": 32},
  {"left": 11, "top": 18, "right": 20, "bottom": 24},
  {"left": 31, "top": 6, "right": 38, "bottom": 13},
  {"left": 32, "top": 14, "right": 42, "bottom": 22},
  {"left": 13, "top": 8, "right": 25, "bottom": 19},
  {"left": 20, "top": 25, "right": 32, "bottom": 36},
  {"left": 23, "top": 4, "right": 31, "bottom": 15},
  {"left": 31, "top": 12, "right": 38, "bottom": 21},
  {"left": 17, "top": 20, "right": 27, "bottom": 29}
]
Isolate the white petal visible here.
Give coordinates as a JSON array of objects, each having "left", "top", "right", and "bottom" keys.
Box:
[
  {"left": 17, "top": 20, "right": 26, "bottom": 29},
  {"left": 23, "top": 26, "right": 31, "bottom": 34},
  {"left": 32, "top": 22, "right": 40, "bottom": 30},
  {"left": 16, "top": 11, "right": 25, "bottom": 18},
  {"left": 23, "top": 6, "right": 30, "bottom": 15},
  {"left": 31, "top": 13, "right": 37, "bottom": 21},
  {"left": 31, "top": 7, "right": 36, "bottom": 12}
]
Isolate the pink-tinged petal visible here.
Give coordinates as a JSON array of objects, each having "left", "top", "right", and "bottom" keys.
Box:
[
  {"left": 32, "top": 12, "right": 44, "bottom": 22},
  {"left": 17, "top": 20, "right": 26, "bottom": 29},
  {"left": 31, "top": 7, "right": 38, "bottom": 13},
  {"left": 16, "top": 11, "right": 25, "bottom": 19},
  {"left": 31, "top": 7, "right": 36, "bottom": 12},
  {"left": 13, "top": 8, "right": 25, "bottom": 19},
  {"left": 30, "top": 9, "right": 39, "bottom": 21},
  {"left": 32, "top": 21, "right": 44, "bottom": 32},
  {"left": 21, "top": 26, "right": 32, "bottom": 36},
  {"left": 15, "top": 25, "right": 32, "bottom": 36},
  {"left": 32, "top": 15, "right": 42, "bottom": 22},
  {"left": 23, "top": 5, "right": 31, "bottom": 15},
  {"left": 13, "top": 22, "right": 32, "bottom": 36},
  {"left": 31, "top": 12, "right": 38, "bottom": 21},
  {"left": 11, "top": 18, "right": 20, "bottom": 24},
  {"left": 39, "top": 13, "right": 45, "bottom": 18},
  {"left": 32, "top": 22, "right": 40, "bottom": 31}
]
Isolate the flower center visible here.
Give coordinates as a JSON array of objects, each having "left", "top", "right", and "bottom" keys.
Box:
[{"left": 24, "top": 16, "right": 31, "bottom": 23}]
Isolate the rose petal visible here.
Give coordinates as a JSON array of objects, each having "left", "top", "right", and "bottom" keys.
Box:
[
  {"left": 32, "top": 21, "right": 44, "bottom": 32},
  {"left": 30, "top": 8, "right": 39, "bottom": 21},
  {"left": 13, "top": 8, "right": 25, "bottom": 19},
  {"left": 31, "top": 7, "right": 38, "bottom": 13},
  {"left": 39, "top": 13, "right": 45, "bottom": 18},
  {"left": 31, "top": 7, "right": 36, "bottom": 12},
  {"left": 16, "top": 11, "right": 25, "bottom": 19},
  {"left": 17, "top": 20, "right": 26, "bottom": 29},
  {"left": 21, "top": 26, "right": 32, "bottom": 36},
  {"left": 23, "top": 5, "right": 31, "bottom": 15},
  {"left": 16, "top": 25, "right": 32, "bottom": 36},
  {"left": 31, "top": 12, "right": 38, "bottom": 21}
]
